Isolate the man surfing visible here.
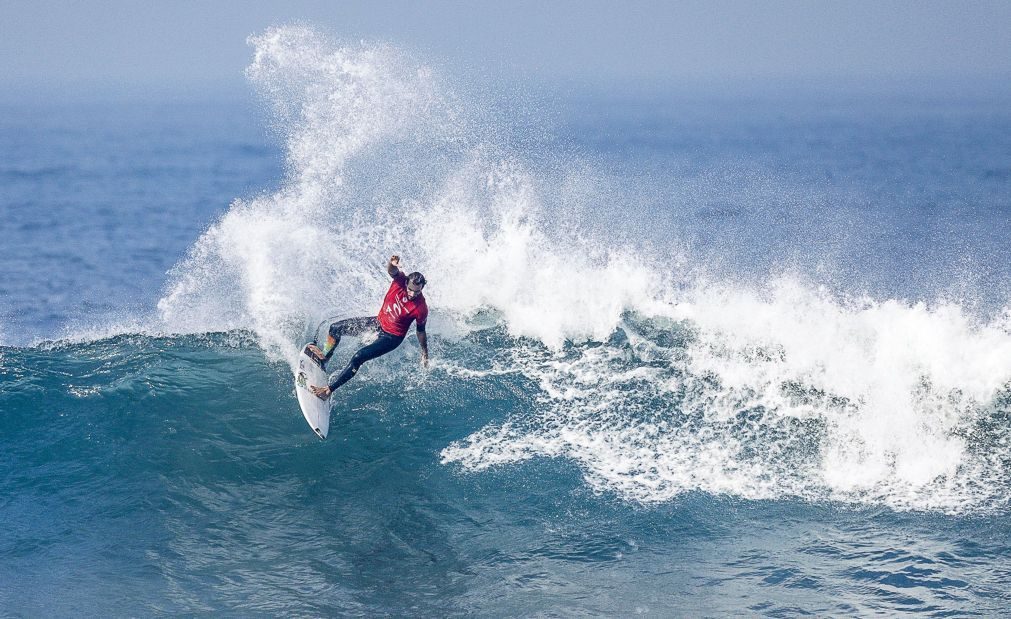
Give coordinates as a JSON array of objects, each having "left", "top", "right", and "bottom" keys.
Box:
[{"left": 307, "top": 255, "right": 429, "bottom": 400}]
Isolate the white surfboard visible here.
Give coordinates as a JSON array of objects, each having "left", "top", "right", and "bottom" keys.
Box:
[{"left": 294, "top": 344, "right": 330, "bottom": 439}]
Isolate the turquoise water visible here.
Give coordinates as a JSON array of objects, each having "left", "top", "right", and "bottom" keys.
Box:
[
  {"left": 3, "top": 335, "right": 1010, "bottom": 615},
  {"left": 3, "top": 26, "right": 1011, "bottom": 615}
]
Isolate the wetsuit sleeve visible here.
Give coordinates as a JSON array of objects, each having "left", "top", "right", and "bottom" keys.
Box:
[{"left": 392, "top": 271, "right": 407, "bottom": 287}]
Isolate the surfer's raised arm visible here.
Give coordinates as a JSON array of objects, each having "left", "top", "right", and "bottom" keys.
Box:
[{"left": 387, "top": 255, "right": 401, "bottom": 278}]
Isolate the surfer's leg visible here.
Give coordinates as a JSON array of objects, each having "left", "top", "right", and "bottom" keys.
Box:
[
  {"left": 327, "top": 333, "right": 405, "bottom": 391},
  {"left": 320, "top": 317, "right": 379, "bottom": 366}
]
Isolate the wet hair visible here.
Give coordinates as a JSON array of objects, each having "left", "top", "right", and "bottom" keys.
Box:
[{"left": 407, "top": 272, "right": 427, "bottom": 288}]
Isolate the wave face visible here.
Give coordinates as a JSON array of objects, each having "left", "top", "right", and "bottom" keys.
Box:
[
  {"left": 4, "top": 334, "right": 1010, "bottom": 614},
  {"left": 139, "top": 26, "right": 1011, "bottom": 514}
]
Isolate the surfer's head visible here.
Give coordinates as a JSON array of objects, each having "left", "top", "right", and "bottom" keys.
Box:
[{"left": 406, "top": 272, "right": 426, "bottom": 299}]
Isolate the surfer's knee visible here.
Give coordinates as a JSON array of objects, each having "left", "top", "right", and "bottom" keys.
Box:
[{"left": 350, "top": 351, "right": 369, "bottom": 370}]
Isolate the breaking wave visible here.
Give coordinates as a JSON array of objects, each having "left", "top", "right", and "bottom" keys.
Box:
[{"left": 139, "top": 25, "right": 1011, "bottom": 513}]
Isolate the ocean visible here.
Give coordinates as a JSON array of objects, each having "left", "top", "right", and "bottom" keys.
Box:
[{"left": 2, "top": 25, "right": 1010, "bottom": 615}]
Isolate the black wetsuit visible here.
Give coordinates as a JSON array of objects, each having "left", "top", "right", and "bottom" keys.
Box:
[{"left": 320, "top": 317, "right": 405, "bottom": 391}]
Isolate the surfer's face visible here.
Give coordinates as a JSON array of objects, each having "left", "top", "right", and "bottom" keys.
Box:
[{"left": 406, "top": 283, "right": 423, "bottom": 300}]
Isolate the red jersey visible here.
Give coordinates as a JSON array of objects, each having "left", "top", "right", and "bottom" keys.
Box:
[{"left": 377, "top": 272, "right": 428, "bottom": 337}]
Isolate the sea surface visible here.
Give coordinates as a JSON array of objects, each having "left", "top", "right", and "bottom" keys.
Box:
[{"left": 3, "top": 26, "right": 1011, "bottom": 615}]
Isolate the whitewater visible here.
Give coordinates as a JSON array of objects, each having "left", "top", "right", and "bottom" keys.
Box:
[{"left": 3, "top": 24, "right": 1011, "bottom": 615}]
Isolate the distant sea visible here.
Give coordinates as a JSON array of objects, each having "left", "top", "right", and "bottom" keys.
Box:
[{"left": 3, "top": 26, "right": 1010, "bottom": 615}]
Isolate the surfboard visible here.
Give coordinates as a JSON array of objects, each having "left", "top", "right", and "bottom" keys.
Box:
[{"left": 294, "top": 344, "right": 330, "bottom": 439}]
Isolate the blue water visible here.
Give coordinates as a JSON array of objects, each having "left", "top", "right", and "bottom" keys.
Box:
[{"left": 3, "top": 26, "right": 1011, "bottom": 615}]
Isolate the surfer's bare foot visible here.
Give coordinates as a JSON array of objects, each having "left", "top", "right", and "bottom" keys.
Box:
[
  {"left": 310, "top": 385, "right": 331, "bottom": 400},
  {"left": 305, "top": 344, "right": 325, "bottom": 365}
]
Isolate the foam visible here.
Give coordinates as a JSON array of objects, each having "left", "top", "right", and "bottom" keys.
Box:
[{"left": 443, "top": 281, "right": 1011, "bottom": 512}]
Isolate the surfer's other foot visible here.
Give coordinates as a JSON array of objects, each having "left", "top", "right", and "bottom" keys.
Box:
[
  {"left": 305, "top": 344, "right": 326, "bottom": 368},
  {"left": 310, "top": 385, "right": 330, "bottom": 400}
]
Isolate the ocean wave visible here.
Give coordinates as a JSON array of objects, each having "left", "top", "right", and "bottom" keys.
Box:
[
  {"left": 6, "top": 308, "right": 1011, "bottom": 515},
  {"left": 47, "top": 25, "right": 1009, "bottom": 513}
]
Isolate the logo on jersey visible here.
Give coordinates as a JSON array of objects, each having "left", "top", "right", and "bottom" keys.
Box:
[{"left": 385, "top": 293, "right": 410, "bottom": 318}]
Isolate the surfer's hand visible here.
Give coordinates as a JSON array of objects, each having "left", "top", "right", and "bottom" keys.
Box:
[
  {"left": 390, "top": 255, "right": 400, "bottom": 267},
  {"left": 310, "top": 385, "right": 331, "bottom": 400}
]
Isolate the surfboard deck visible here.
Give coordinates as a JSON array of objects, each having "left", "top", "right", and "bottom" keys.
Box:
[{"left": 295, "top": 344, "right": 330, "bottom": 439}]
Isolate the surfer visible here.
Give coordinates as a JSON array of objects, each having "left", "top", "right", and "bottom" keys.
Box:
[{"left": 307, "top": 255, "right": 429, "bottom": 400}]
